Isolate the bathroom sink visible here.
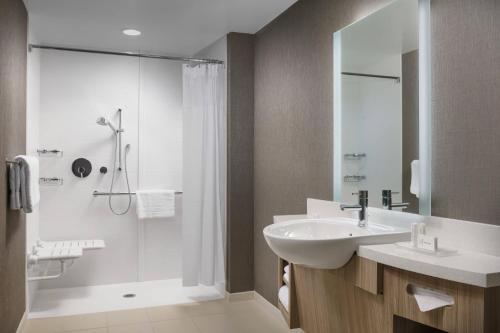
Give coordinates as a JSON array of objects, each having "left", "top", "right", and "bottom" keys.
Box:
[{"left": 263, "top": 218, "right": 410, "bottom": 269}]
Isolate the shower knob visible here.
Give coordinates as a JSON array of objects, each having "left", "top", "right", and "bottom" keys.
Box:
[{"left": 72, "top": 158, "right": 92, "bottom": 178}]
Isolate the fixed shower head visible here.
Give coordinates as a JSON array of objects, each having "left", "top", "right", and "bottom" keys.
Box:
[{"left": 96, "top": 117, "right": 117, "bottom": 133}]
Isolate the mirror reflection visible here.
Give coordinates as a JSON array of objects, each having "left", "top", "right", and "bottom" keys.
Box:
[{"left": 334, "top": 0, "right": 421, "bottom": 212}]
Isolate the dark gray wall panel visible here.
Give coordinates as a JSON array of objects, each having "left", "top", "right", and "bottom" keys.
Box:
[
  {"left": 226, "top": 33, "right": 255, "bottom": 293},
  {"left": 0, "top": 0, "right": 28, "bottom": 331},
  {"left": 402, "top": 50, "right": 419, "bottom": 214},
  {"left": 254, "top": 0, "right": 392, "bottom": 304},
  {"left": 431, "top": 0, "right": 500, "bottom": 224}
]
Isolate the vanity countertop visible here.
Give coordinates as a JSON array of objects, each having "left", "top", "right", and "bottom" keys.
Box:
[{"left": 358, "top": 243, "right": 500, "bottom": 288}]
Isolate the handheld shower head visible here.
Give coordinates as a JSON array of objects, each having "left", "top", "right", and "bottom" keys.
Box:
[
  {"left": 96, "top": 117, "right": 117, "bottom": 133},
  {"left": 96, "top": 117, "right": 107, "bottom": 126}
]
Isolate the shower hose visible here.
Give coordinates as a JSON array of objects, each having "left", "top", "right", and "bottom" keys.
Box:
[{"left": 108, "top": 136, "right": 132, "bottom": 215}]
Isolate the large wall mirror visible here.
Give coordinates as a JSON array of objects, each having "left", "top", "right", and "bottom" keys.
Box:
[{"left": 333, "top": 0, "right": 431, "bottom": 215}]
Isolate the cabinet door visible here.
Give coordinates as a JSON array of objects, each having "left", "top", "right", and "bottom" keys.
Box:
[{"left": 385, "top": 267, "right": 487, "bottom": 333}]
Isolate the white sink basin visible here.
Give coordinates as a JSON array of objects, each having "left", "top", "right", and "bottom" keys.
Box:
[{"left": 263, "top": 218, "right": 410, "bottom": 269}]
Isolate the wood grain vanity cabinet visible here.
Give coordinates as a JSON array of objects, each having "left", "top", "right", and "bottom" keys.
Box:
[{"left": 278, "top": 256, "right": 500, "bottom": 333}]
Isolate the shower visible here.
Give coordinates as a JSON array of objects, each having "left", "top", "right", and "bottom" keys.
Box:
[
  {"left": 96, "top": 116, "right": 117, "bottom": 133},
  {"left": 96, "top": 109, "right": 132, "bottom": 215}
]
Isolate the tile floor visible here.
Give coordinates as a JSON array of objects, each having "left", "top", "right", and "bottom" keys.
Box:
[{"left": 24, "top": 298, "right": 296, "bottom": 333}]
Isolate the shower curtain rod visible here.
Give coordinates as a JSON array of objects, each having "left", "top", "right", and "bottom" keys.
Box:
[
  {"left": 342, "top": 72, "right": 400, "bottom": 82},
  {"left": 29, "top": 44, "right": 224, "bottom": 65}
]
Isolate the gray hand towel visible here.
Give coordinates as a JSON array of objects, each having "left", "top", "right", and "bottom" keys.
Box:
[
  {"left": 9, "top": 164, "right": 21, "bottom": 210},
  {"left": 16, "top": 156, "right": 40, "bottom": 213}
]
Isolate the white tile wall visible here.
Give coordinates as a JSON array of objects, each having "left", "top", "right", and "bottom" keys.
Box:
[
  {"left": 139, "top": 58, "right": 183, "bottom": 281},
  {"left": 37, "top": 50, "right": 184, "bottom": 288},
  {"left": 341, "top": 55, "right": 403, "bottom": 207},
  {"left": 26, "top": 36, "right": 41, "bottom": 309}
]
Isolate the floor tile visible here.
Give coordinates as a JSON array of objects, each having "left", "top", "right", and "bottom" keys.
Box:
[
  {"left": 192, "top": 302, "right": 291, "bottom": 333},
  {"left": 191, "top": 314, "right": 238, "bottom": 333},
  {"left": 107, "top": 323, "right": 153, "bottom": 333},
  {"left": 26, "top": 298, "right": 294, "bottom": 333},
  {"left": 151, "top": 318, "right": 199, "bottom": 333},
  {"left": 182, "top": 300, "right": 229, "bottom": 317},
  {"left": 235, "top": 310, "right": 290, "bottom": 333},
  {"left": 60, "top": 329, "right": 108, "bottom": 333},
  {"left": 25, "top": 313, "right": 107, "bottom": 333},
  {"left": 225, "top": 300, "right": 265, "bottom": 315},
  {"left": 146, "top": 305, "right": 190, "bottom": 322},
  {"left": 226, "top": 292, "right": 254, "bottom": 302},
  {"left": 107, "top": 309, "right": 149, "bottom": 326}
]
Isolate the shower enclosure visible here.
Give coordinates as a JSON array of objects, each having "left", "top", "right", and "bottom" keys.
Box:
[{"left": 28, "top": 46, "right": 226, "bottom": 317}]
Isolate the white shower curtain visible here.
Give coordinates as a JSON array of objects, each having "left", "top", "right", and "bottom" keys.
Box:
[{"left": 182, "top": 63, "right": 226, "bottom": 287}]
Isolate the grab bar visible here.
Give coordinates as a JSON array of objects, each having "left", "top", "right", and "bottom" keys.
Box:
[{"left": 93, "top": 190, "right": 183, "bottom": 197}]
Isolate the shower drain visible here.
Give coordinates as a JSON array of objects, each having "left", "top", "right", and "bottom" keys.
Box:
[{"left": 123, "top": 293, "right": 136, "bottom": 298}]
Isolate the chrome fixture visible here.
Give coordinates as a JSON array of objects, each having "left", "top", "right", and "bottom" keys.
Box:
[
  {"left": 382, "top": 190, "right": 409, "bottom": 210},
  {"left": 96, "top": 116, "right": 118, "bottom": 134},
  {"left": 30, "top": 44, "right": 224, "bottom": 65},
  {"left": 96, "top": 109, "right": 132, "bottom": 215},
  {"left": 343, "top": 153, "right": 366, "bottom": 159},
  {"left": 342, "top": 72, "right": 400, "bottom": 83},
  {"left": 39, "top": 177, "right": 64, "bottom": 186},
  {"left": 37, "top": 149, "right": 63, "bottom": 156},
  {"left": 93, "top": 190, "right": 182, "bottom": 197},
  {"left": 340, "top": 190, "right": 368, "bottom": 228},
  {"left": 96, "top": 110, "right": 124, "bottom": 169},
  {"left": 343, "top": 175, "right": 366, "bottom": 183}
]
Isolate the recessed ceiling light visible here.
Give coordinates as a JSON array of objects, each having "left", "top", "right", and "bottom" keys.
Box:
[{"left": 122, "top": 29, "right": 141, "bottom": 36}]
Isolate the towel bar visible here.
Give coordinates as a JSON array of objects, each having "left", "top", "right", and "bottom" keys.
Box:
[
  {"left": 6, "top": 160, "right": 20, "bottom": 165},
  {"left": 92, "top": 190, "right": 183, "bottom": 197}
]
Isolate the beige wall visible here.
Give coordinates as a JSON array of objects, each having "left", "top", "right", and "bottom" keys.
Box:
[{"left": 254, "top": 0, "right": 500, "bottom": 305}]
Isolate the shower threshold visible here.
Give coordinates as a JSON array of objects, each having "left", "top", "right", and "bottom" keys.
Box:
[{"left": 29, "top": 278, "right": 224, "bottom": 319}]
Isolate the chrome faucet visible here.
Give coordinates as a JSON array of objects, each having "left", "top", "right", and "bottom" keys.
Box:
[
  {"left": 340, "top": 190, "right": 368, "bottom": 227},
  {"left": 382, "top": 190, "right": 409, "bottom": 210}
]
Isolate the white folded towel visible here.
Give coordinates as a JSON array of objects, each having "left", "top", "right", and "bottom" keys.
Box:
[
  {"left": 136, "top": 189, "right": 175, "bottom": 219},
  {"left": 410, "top": 160, "right": 420, "bottom": 198},
  {"left": 284, "top": 264, "right": 290, "bottom": 274},
  {"left": 278, "top": 285, "right": 290, "bottom": 311},
  {"left": 11, "top": 155, "right": 40, "bottom": 213}
]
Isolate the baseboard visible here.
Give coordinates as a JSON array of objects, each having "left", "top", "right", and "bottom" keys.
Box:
[
  {"left": 16, "top": 311, "right": 27, "bottom": 333},
  {"left": 225, "top": 290, "right": 255, "bottom": 302}
]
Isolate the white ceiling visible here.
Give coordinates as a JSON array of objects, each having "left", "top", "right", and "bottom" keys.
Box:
[{"left": 24, "top": 0, "right": 297, "bottom": 57}]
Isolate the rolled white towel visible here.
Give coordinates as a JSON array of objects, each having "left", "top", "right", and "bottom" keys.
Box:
[
  {"left": 283, "top": 272, "right": 290, "bottom": 285},
  {"left": 278, "top": 285, "right": 289, "bottom": 311}
]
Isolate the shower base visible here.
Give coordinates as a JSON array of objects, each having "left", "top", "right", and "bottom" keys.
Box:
[{"left": 29, "top": 278, "right": 224, "bottom": 319}]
